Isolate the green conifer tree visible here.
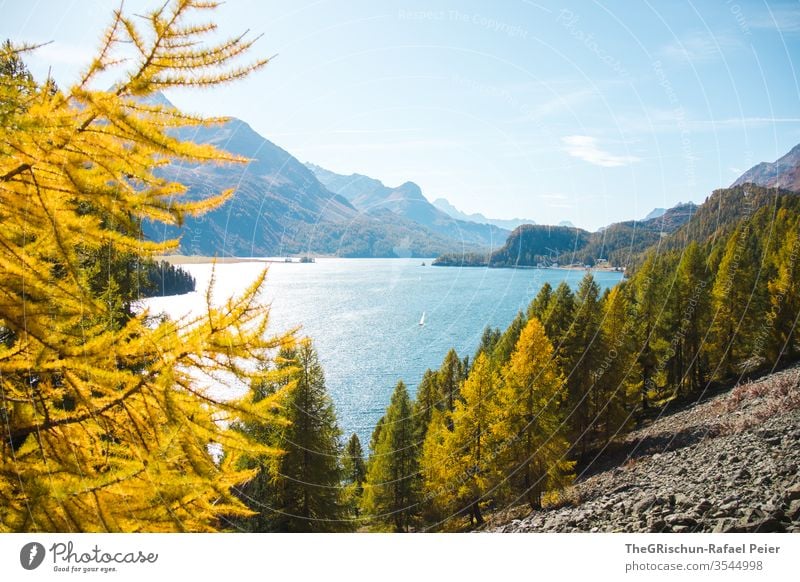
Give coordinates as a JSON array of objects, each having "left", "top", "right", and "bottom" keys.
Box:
[
  {"left": 491, "top": 310, "right": 527, "bottom": 366},
  {"left": 362, "top": 381, "right": 419, "bottom": 531},
  {"left": 542, "top": 281, "right": 575, "bottom": 356},
  {"left": 708, "top": 225, "right": 763, "bottom": 379},
  {"left": 413, "top": 369, "right": 440, "bottom": 442},
  {"left": 438, "top": 348, "right": 465, "bottom": 412},
  {"left": 342, "top": 433, "right": 367, "bottom": 519},
  {"left": 594, "top": 285, "right": 640, "bottom": 442},
  {"left": 673, "top": 242, "right": 711, "bottom": 395},
  {"left": 527, "top": 281, "right": 553, "bottom": 322},
  {"left": 235, "top": 341, "right": 348, "bottom": 532},
  {"left": 561, "top": 273, "right": 604, "bottom": 455}
]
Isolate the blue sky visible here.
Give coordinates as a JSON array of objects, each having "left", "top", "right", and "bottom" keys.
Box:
[{"left": 2, "top": 0, "right": 799, "bottom": 230}]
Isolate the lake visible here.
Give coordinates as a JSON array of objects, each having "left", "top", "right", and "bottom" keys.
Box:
[{"left": 143, "top": 258, "right": 623, "bottom": 445}]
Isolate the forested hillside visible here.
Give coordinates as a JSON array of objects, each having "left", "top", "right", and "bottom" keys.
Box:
[
  {"left": 357, "top": 186, "right": 799, "bottom": 531},
  {"left": 433, "top": 203, "right": 695, "bottom": 268}
]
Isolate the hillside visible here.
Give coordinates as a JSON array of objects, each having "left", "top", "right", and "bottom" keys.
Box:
[
  {"left": 493, "top": 364, "right": 800, "bottom": 533},
  {"left": 493, "top": 224, "right": 590, "bottom": 267},
  {"left": 143, "top": 107, "right": 489, "bottom": 257},
  {"left": 733, "top": 144, "right": 800, "bottom": 192},
  {"left": 569, "top": 202, "right": 697, "bottom": 266},
  {"left": 651, "top": 184, "right": 799, "bottom": 261},
  {"left": 432, "top": 202, "right": 695, "bottom": 268},
  {"left": 307, "top": 164, "right": 508, "bottom": 248}
]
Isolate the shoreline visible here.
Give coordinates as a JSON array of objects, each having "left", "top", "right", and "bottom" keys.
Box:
[
  {"left": 155, "top": 255, "right": 274, "bottom": 265},
  {"left": 156, "top": 255, "right": 624, "bottom": 272}
]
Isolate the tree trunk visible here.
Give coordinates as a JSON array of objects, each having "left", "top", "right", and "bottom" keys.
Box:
[{"left": 471, "top": 501, "right": 484, "bottom": 525}]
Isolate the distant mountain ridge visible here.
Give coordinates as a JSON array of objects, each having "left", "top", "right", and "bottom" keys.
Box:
[
  {"left": 306, "top": 164, "right": 508, "bottom": 248},
  {"left": 733, "top": 144, "right": 800, "bottom": 192},
  {"left": 431, "top": 198, "right": 537, "bottom": 230},
  {"left": 644, "top": 208, "right": 666, "bottom": 220}
]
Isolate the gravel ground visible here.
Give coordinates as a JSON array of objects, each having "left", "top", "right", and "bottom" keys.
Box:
[{"left": 493, "top": 364, "right": 800, "bottom": 533}]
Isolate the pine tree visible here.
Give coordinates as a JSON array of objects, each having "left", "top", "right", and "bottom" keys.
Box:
[
  {"left": 494, "top": 317, "right": 573, "bottom": 509},
  {"left": 419, "top": 408, "right": 453, "bottom": 524},
  {"left": 527, "top": 281, "right": 553, "bottom": 322},
  {"left": 673, "top": 242, "right": 711, "bottom": 395},
  {"left": 632, "top": 256, "right": 671, "bottom": 406},
  {"left": 542, "top": 281, "right": 575, "bottom": 356},
  {"left": 344, "top": 433, "right": 367, "bottom": 488},
  {"left": 437, "top": 348, "right": 465, "bottom": 412},
  {"left": 229, "top": 347, "right": 296, "bottom": 532},
  {"left": 0, "top": 1, "right": 289, "bottom": 532},
  {"left": 239, "top": 341, "right": 347, "bottom": 532},
  {"left": 444, "top": 352, "right": 500, "bottom": 525},
  {"left": 561, "top": 273, "right": 605, "bottom": 455},
  {"left": 594, "top": 285, "right": 640, "bottom": 443},
  {"left": 474, "top": 325, "right": 502, "bottom": 362},
  {"left": 370, "top": 415, "right": 385, "bottom": 454},
  {"left": 342, "top": 433, "right": 367, "bottom": 519},
  {"left": 0, "top": 39, "right": 36, "bottom": 126},
  {"left": 362, "top": 381, "right": 419, "bottom": 531},
  {"left": 766, "top": 210, "right": 800, "bottom": 362},
  {"left": 491, "top": 310, "right": 527, "bottom": 366},
  {"left": 412, "top": 368, "right": 440, "bottom": 442},
  {"left": 708, "top": 225, "right": 763, "bottom": 379}
]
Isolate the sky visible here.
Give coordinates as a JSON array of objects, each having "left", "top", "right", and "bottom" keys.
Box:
[{"left": 2, "top": 0, "right": 799, "bottom": 230}]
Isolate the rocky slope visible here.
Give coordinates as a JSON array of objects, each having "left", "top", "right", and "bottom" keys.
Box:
[
  {"left": 733, "top": 144, "right": 800, "bottom": 192},
  {"left": 493, "top": 364, "right": 800, "bottom": 533}
]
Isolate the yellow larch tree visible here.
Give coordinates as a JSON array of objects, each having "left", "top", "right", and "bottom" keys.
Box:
[
  {"left": 0, "top": 0, "right": 294, "bottom": 532},
  {"left": 494, "top": 316, "right": 573, "bottom": 510}
]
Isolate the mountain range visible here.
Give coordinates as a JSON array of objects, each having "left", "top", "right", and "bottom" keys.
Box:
[
  {"left": 145, "top": 116, "right": 501, "bottom": 257},
  {"left": 306, "top": 164, "right": 507, "bottom": 248},
  {"left": 434, "top": 201, "right": 698, "bottom": 268},
  {"left": 430, "top": 198, "right": 537, "bottom": 230},
  {"left": 733, "top": 144, "right": 800, "bottom": 192},
  {"left": 143, "top": 94, "right": 799, "bottom": 261},
  {"left": 143, "top": 94, "right": 508, "bottom": 257}
]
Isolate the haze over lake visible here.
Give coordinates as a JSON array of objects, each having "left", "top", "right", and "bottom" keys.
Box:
[{"left": 144, "top": 258, "right": 623, "bottom": 444}]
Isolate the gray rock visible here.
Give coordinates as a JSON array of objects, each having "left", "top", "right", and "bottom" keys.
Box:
[
  {"left": 665, "top": 513, "right": 697, "bottom": 527},
  {"left": 785, "top": 484, "right": 800, "bottom": 502},
  {"left": 787, "top": 499, "right": 800, "bottom": 521}
]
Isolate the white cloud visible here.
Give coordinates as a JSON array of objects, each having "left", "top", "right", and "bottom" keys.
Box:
[
  {"left": 561, "top": 135, "right": 639, "bottom": 167},
  {"left": 659, "top": 33, "right": 739, "bottom": 64},
  {"left": 750, "top": 8, "right": 800, "bottom": 34}
]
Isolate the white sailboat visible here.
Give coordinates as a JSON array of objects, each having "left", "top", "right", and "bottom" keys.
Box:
[{"left": 419, "top": 311, "right": 426, "bottom": 327}]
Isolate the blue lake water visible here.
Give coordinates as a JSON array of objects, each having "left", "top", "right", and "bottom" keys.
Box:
[{"left": 144, "top": 258, "right": 623, "bottom": 445}]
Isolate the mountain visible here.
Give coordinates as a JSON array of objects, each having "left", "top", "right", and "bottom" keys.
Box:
[
  {"left": 558, "top": 220, "right": 575, "bottom": 228},
  {"left": 733, "top": 144, "right": 800, "bottom": 192},
  {"left": 644, "top": 207, "right": 666, "bottom": 220},
  {"left": 307, "top": 165, "right": 508, "bottom": 248},
  {"left": 431, "top": 198, "right": 536, "bottom": 230},
  {"left": 434, "top": 201, "right": 696, "bottom": 268},
  {"left": 143, "top": 97, "right": 492, "bottom": 257},
  {"left": 569, "top": 202, "right": 696, "bottom": 266},
  {"left": 491, "top": 225, "right": 591, "bottom": 267}
]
